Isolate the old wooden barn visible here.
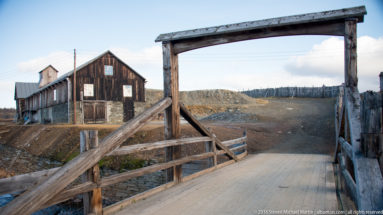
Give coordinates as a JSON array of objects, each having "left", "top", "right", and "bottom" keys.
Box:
[{"left": 14, "top": 50, "right": 146, "bottom": 124}]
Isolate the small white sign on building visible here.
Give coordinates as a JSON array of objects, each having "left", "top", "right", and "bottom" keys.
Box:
[
  {"left": 123, "top": 85, "right": 132, "bottom": 97},
  {"left": 84, "top": 84, "right": 94, "bottom": 97}
]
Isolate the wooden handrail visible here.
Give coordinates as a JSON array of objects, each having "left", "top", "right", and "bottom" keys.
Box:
[
  {"left": 0, "top": 135, "right": 247, "bottom": 199},
  {"left": 0, "top": 98, "right": 249, "bottom": 214},
  {"left": 339, "top": 137, "right": 353, "bottom": 160},
  {"left": 0, "top": 97, "right": 172, "bottom": 215},
  {"left": 0, "top": 167, "right": 59, "bottom": 196},
  {"left": 38, "top": 151, "right": 215, "bottom": 210},
  {"left": 108, "top": 136, "right": 212, "bottom": 156},
  {"left": 334, "top": 87, "right": 383, "bottom": 210},
  {"left": 222, "top": 136, "right": 247, "bottom": 147}
]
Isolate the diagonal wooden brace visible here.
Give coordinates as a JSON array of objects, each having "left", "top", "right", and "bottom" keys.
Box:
[{"left": 179, "top": 103, "right": 238, "bottom": 161}]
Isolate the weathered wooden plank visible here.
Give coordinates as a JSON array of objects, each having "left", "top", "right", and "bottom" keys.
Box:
[
  {"left": 103, "top": 182, "right": 176, "bottom": 215},
  {"left": 344, "top": 87, "right": 383, "bottom": 210},
  {"left": 0, "top": 97, "right": 172, "bottom": 215},
  {"left": 156, "top": 6, "right": 365, "bottom": 42},
  {"left": 108, "top": 137, "right": 212, "bottom": 156},
  {"left": 230, "top": 144, "right": 247, "bottom": 152},
  {"left": 80, "top": 130, "right": 102, "bottom": 215},
  {"left": 179, "top": 103, "right": 238, "bottom": 161},
  {"left": 41, "top": 181, "right": 97, "bottom": 210},
  {"left": 339, "top": 137, "right": 353, "bottom": 160},
  {"left": 172, "top": 22, "right": 346, "bottom": 54},
  {"left": 353, "top": 155, "right": 383, "bottom": 210},
  {"left": 222, "top": 136, "right": 247, "bottom": 147},
  {"left": 0, "top": 167, "right": 59, "bottom": 196},
  {"left": 334, "top": 86, "right": 345, "bottom": 162},
  {"left": 360, "top": 91, "right": 382, "bottom": 158},
  {"left": 163, "top": 42, "right": 182, "bottom": 183},
  {"left": 344, "top": 19, "right": 358, "bottom": 88},
  {"left": 339, "top": 154, "right": 357, "bottom": 201},
  {"left": 101, "top": 152, "right": 215, "bottom": 187}
]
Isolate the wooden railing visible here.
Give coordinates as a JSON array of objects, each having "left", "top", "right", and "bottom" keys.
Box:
[
  {"left": 0, "top": 97, "right": 247, "bottom": 215},
  {"left": 333, "top": 86, "right": 383, "bottom": 210}
]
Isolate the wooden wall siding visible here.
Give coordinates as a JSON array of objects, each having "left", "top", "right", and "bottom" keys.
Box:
[
  {"left": 72, "top": 53, "right": 145, "bottom": 102},
  {"left": 25, "top": 81, "right": 68, "bottom": 111}
]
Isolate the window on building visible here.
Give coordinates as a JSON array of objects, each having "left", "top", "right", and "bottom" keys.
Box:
[
  {"left": 104, "top": 65, "right": 113, "bottom": 76},
  {"left": 53, "top": 89, "right": 57, "bottom": 101},
  {"left": 123, "top": 85, "right": 132, "bottom": 97},
  {"left": 84, "top": 84, "right": 94, "bottom": 97}
]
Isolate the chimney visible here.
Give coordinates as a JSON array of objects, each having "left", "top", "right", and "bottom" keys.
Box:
[{"left": 38, "top": 65, "right": 59, "bottom": 88}]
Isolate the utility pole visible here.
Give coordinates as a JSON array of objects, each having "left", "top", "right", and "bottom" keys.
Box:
[{"left": 73, "top": 49, "right": 77, "bottom": 124}]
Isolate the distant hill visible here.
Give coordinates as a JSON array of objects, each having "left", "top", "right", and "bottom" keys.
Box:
[
  {"left": 135, "top": 89, "right": 261, "bottom": 118},
  {"left": 0, "top": 108, "right": 15, "bottom": 120}
]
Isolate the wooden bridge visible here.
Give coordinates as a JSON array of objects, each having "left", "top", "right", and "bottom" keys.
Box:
[{"left": 1, "top": 5, "right": 383, "bottom": 215}]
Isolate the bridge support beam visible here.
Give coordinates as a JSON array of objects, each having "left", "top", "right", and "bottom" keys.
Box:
[
  {"left": 163, "top": 42, "right": 182, "bottom": 183},
  {"left": 344, "top": 19, "right": 358, "bottom": 88}
]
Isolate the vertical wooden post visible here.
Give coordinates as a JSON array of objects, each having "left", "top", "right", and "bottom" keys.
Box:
[
  {"left": 344, "top": 19, "right": 358, "bottom": 88},
  {"left": 80, "top": 130, "right": 102, "bottom": 215},
  {"left": 162, "top": 42, "right": 181, "bottom": 183},
  {"left": 205, "top": 141, "right": 213, "bottom": 167},
  {"left": 73, "top": 49, "right": 77, "bottom": 124},
  {"left": 212, "top": 140, "right": 217, "bottom": 167}
]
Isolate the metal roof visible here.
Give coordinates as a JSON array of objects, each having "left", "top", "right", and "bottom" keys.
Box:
[{"left": 14, "top": 82, "right": 39, "bottom": 99}]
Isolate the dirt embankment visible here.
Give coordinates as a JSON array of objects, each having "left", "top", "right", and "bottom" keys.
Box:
[{"left": 0, "top": 89, "right": 336, "bottom": 177}]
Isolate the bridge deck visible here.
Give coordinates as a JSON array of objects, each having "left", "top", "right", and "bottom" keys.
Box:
[{"left": 115, "top": 153, "right": 338, "bottom": 215}]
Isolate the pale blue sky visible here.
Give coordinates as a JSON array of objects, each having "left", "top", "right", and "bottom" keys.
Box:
[{"left": 0, "top": 0, "right": 382, "bottom": 107}]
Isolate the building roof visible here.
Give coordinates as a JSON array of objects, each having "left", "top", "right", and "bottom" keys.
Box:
[
  {"left": 14, "top": 82, "right": 39, "bottom": 99},
  {"left": 39, "top": 65, "right": 59, "bottom": 73},
  {"left": 37, "top": 50, "right": 146, "bottom": 93},
  {"left": 155, "top": 6, "right": 366, "bottom": 42}
]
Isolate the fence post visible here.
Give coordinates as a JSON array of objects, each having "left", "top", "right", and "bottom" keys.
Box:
[{"left": 80, "top": 130, "right": 102, "bottom": 215}]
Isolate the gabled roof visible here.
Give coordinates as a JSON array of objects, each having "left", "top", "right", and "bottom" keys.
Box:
[
  {"left": 37, "top": 50, "right": 146, "bottom": 92},
  {"left": 14, "top": 82, "right": 39, "bottom": 99},
  {"left": 39, "top": 65, "right": 59, "bottom": 74}
]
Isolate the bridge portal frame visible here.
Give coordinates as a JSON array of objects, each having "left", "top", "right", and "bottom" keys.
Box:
[{"left": 156, "top": 6, "right": 382, "bottom": 211}]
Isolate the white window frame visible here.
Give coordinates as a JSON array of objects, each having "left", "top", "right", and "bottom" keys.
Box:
[
  {"left": 123, "top": 85, "right": 132, "bottom": 97},
  {"left": 104, "top": 65, "right": 113, "bottom": 76},
  {"left": 84, "top": 84, "right": 94, "bottom": 97},
  {"left": 53, "top": 89, "right": 57, "bottom": 101}
]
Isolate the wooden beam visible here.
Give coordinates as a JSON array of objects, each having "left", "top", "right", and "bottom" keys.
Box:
[
  {"left": 334, "top": 86, "right": 345, "bottom": 162},
  {"left": 102, "top": 182, "right": 176, "bottom": 215},
  {"left": 0, "top": 167, "right": 59, "bottom": 196},
  {"left": 339, "top": 137, "right": 354, "bottom": 160},
  {"left": 101, "top": 152, "right": 214, "bottom": 187},
  {"left": 339, "top": 154, "right": 357, "bottom": 202},
  {"left": 172, "top": 22, "right": 345, "bottom": 54},
  {"left": 0, "top": 97, "right": 172, "bottom": 215},
  {"left": 344, "top": 19, "right": 358, "bottom": 88},
  {"left": 80, "top": 130, "right": 102, "bottom": 215},
  {"left": 156, "top": 6, "right": 365, "bottom": 42},
  {"left": 179, "top": 103, "right": 238, "bottom": 161},
  {"left": 343, "top": 87, "right": 383, "bottom": 210},
  {"left": 108, "top": 137, "right": 212, "bottom": 156},
  {"left": 222, "top": 136, "right": 247, "bottom": 147},
  {"left": 163, "top": 42, "right": 182, "bottom": 183}
]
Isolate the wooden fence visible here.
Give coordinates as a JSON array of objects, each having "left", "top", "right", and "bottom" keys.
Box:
[
  {"left": 333, "top": 85, "right": 383, "bottom": 210},
  {"left": 0, "top": 97, "right": 247, "bottom": 215},
  {"left": 242, "top": 85, "right": 340, "bottom": 98}
]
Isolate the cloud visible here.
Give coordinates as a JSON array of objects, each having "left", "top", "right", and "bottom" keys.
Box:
[
  {"left": 0, "top": 81, "right": 16, "bottom": 108},
  {"left": 285, "top": 36, "right": 383, "bottom": 91},
  {"left": 17, "top": 51, "right": 99, "bottom": 77}
]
